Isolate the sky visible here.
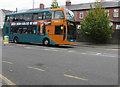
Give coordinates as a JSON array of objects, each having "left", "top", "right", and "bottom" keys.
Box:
[{"left": 0, "top": 0, "right": 114, "bottom": 11}]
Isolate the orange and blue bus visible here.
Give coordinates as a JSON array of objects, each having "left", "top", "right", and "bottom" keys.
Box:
[{"left": 3, "top": 8, "right": 76, "bottom": 45}]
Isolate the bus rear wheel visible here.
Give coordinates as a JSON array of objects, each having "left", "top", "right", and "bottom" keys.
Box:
[
  {"left": 13, "top": 37, "right": 19, "bottom": 44},
  {"left": 43, "top": 38, "right": 50, "bottom": 46}
]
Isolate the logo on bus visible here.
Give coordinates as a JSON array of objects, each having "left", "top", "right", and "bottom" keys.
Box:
[{"left": 11, "top": 22, "right": 38, "bottom": 26}]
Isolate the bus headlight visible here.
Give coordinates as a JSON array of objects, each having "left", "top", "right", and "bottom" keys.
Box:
[{"left": 61, "top": 26, "right": 64, "bottom": 30}]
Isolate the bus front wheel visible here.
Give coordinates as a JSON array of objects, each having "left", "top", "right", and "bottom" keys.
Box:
[
  {"left": 43, "top": 38, "right": 50, "bottom": 46},
  {"left": 13, "top": 37, "right": 19, "bottom": 44}
]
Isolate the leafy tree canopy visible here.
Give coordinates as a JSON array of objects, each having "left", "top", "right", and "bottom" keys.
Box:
[
  {"left": 51, "top": 0, "right": 60, "bottom": 9},
  {"left": 80, "top": 2, "right": 114, "bottom": 43}
]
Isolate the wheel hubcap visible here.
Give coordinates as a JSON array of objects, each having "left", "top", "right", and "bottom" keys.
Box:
[{"left": 44, "top": 40, "right": 48, "bottom": 45}]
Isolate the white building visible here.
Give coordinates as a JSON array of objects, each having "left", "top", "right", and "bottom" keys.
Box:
[{"left": 0, "top": 9, "right": 13, "bottom": 29}]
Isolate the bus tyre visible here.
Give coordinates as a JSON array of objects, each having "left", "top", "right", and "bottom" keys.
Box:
[
  {"left": 43, "top": 38, "right": 50, "bottom": 46},
  {"left": 13, "top": 37, "right": 19, "bottom": 44}
]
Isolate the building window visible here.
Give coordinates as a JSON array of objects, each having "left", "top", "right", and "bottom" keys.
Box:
[
  {"left": 109, "top": 22, "right": 113, "bottom": 26},
  {"left": 79, "top": 11, "right": 84, "bottom": 19},
  {"left": 116, "top": 24, "right": 120, "bottom": 30},
  {"left": 114, "top": 9, "right": 119, "bottom": 17}
]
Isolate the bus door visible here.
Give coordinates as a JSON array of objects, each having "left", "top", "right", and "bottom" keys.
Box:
[
  {"left": 3, "top": 16, "right": 11, "bottom": 37},
  {"left": 48, "top": 10, "right": 66, "bottom": 44},
  {"left": 3, "top": 22, "right": 10, "bottom": 36}
]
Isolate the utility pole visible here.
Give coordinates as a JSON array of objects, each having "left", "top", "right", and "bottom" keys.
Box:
[
  {"left": 33, "top": 0, "right": 35, "bottom": 9},
  {"left": 16, "top": 8, "right": 18, "bottom": 13}
]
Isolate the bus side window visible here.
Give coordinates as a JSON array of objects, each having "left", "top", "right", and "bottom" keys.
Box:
[
  {"left": 14, "top": 15, "right": 19, "bottom": 21},
  {"left": 5, "top": 16, "right": 10, "bottom": 22},
  {"left": 20, "top": 15, "right": 24, "bottom": 21},
  {"left": 33, "top": 13, "right": 38, "bottom": 20},
  {"left": 38, "top": 12, "right": 43, "bottom": 20},
  {"left": 23, "top": 14, "right": 32, "bottom": 21},
  {"left": 33, "top": 27, "right": 36, "bottom": 34},
  {"left": 15, "top": 15, "right": 23, "bottom": 21},
  {"left": 45, "top": 12, "right": 52, "bottom": 20}
]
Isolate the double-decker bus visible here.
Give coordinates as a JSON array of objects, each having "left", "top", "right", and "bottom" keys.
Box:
[{"left": 3, "top": 8, "right": 76, "bottom": 45}]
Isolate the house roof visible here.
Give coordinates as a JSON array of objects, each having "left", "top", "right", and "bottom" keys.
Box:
[
  {"left": 66, "top": 1, "right": 120, "bottom": 11},
  {"left": 1, "top": 9, "right": 13, "bottom": 14}
]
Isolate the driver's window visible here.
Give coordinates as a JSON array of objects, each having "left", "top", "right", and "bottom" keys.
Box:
[{"left": 52, "top": 11, "right": 64, "bottom": 19}]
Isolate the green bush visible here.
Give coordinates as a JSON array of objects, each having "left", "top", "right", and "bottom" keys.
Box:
[{"left": 80, "top": 2, "right": 114, "bottom": 43}]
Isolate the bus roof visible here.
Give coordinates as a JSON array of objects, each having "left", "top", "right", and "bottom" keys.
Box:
[{"left": 5, "top": 9, "right": 51, "bottom": 16}]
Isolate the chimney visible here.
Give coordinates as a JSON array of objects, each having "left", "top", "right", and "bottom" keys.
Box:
[
  {"left": 40, "top": 3, "right": 44, "bottom": 9},
  {"left": 66, "top": 0, "right": 71, "bottom": 6}
]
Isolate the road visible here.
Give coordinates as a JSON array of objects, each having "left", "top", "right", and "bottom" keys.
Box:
[{"left": 2, "top": 41, "right": 118, "bottom": 85}]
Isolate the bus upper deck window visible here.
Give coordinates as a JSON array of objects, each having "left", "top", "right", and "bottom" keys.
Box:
[
  {"left": 38, "top": 12, "right": 43, "bottom": 20},
  {"left": 23, "top": 14, "right": 32, "bottom": 21},
  {"left": 33, "top": 13, "right": 38, "bottom": 20},
  {"left": 6, "top": 16, "right": 14, "bottom": 22},
  {"left": 45, "top": 12, "right": 52, "bottom": 20},
  {"left": 5, "top": 16, "right": 10, "bottom": 22}
]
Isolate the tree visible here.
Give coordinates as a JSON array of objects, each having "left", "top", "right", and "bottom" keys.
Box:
[
  {"left": 80, "top": 2, "right": 114, "bottom": 43},
  {"left": 51, "top": 0, "right": 60, "bottom": 9}
]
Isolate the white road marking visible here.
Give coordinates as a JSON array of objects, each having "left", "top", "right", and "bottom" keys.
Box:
[
  {"left": 68, "top": 50, "right": 75, "bottom": 53},
  {"left": 49, "top": 48, "right": 57, "bottom": 50},
  {"left": 81, "top": 53, "right": 87, "bottom": 54},
  {"left": 24, "top": 47, "right": 31, "bottom": 49},
  {"left": 96, "top": 53, "right": 102, "bottom": 55},
  {"left": 52, "top": 50, "right": 58, "bottom": 51},
  {"left": 17, "top": 44, "right": 26, "bottom": 46},
  {"left": 85, "top": 51, "right": 117, "bottom": 58},
  {"left": 35, "top": 46, "right": 39, "bottom": 47},
  {"left": 24, "top": 46, "right": 117, "bottom": 58},
  {"left": 61, "top": 49, "right": 68, "bottom": 50},
  {"left": 43, "top": 49, "right": 50, "bottom": 50},
  {"left": 105, "top": 49, "right": 118, "bottom": 51}
]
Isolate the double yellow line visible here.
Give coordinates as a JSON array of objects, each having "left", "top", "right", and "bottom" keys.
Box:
[{"left": 0, "top": 74, "right": 18, "bottom": 87}]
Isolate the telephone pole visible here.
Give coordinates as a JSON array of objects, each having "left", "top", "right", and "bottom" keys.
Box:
[{"left": 33, "top": 0, "right": 35, "bottom": 9}]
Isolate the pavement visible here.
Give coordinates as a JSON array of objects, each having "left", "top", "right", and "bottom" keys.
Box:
[{"left": 71, "top": 42, "right": 119, "bottom": 49}]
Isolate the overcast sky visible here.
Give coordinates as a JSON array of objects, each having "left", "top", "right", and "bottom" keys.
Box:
[{"left": 0, "top": 0, "right": 113, "bottom": 11}]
